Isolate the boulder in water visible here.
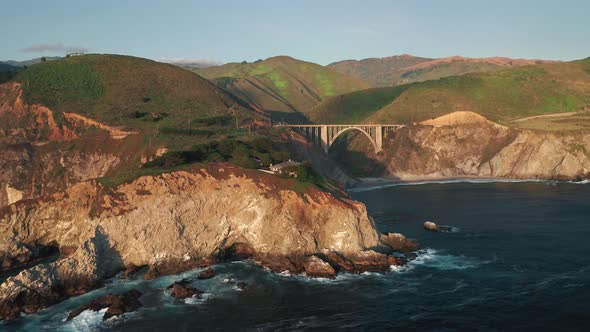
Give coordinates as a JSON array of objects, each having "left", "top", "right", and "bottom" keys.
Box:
[
  {"left": 168, "top": 280, "right": 203, "bottom": 299},
  {"left": 423, "top": 221, "right": 439, "bottom": 232},
  {"left": 198, "top": 267, "right": 217, "bottom": 280},
  {"left": 67, "top": 289, "right": 142, "bottom": 321}
]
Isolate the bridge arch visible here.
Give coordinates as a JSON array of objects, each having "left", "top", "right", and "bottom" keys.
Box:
[
  {"left": 329, "top": 126, "right": 380, "bottom": 154},
  {"left": 275, "top": 124, "right": 404, "bottom": 154}
]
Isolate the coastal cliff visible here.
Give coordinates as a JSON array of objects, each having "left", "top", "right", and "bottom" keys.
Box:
[
  {"left": 0, "top": 165, "right": 405, "bottom": 320},
  {"left": 384, "top": 112, "right": 590, "bottom": 180}
]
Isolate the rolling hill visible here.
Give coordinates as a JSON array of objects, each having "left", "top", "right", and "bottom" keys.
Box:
[
  {"left": 195, "top": 56, "right": 371, "bottom": 123},
  {"left": 328, "top": 54, "right": 555, "bottom": 87},
  {"left": 14, "top": 54, "right": 260, "bottom": 139},
  {"left": 310, "top": 58, "right": 590, "bottom": 126}
]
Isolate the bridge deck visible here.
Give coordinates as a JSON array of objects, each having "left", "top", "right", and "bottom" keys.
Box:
[{"left": 274, "top": 124, "right": 405, "bottom": 128}]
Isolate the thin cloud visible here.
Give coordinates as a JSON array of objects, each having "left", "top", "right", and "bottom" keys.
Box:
[
  {"left": 19, "top": 43, "right": 88, "bottom": 54},
  {"left": 159, "top": 57, "right": 222, "bottom": 68}
]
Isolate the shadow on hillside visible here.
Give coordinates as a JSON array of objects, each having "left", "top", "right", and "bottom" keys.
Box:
[{"left": 268, "top": 110, "right": 311, "bottom": 124}]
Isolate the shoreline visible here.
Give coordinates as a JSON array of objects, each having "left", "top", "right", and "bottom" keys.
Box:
[{"left": 347, "top": 176, "right": 589, "bottom": 193}]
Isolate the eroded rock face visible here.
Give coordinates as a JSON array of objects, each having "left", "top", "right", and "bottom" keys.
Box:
[
  {"left": 0, "top": 166, "right": 397, "bottom": 320},
  {"left": 0, "top": 82, "right": 145, "bottom": 209}
]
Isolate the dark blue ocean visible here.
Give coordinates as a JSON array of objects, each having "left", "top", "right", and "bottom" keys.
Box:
[{"left": 4, "top": 181, "right": 590, "bottom": 331}]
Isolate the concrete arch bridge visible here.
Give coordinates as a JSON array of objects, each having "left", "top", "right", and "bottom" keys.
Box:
[{"left": 275, "top": 124, "right": 405, "bottom": 153}]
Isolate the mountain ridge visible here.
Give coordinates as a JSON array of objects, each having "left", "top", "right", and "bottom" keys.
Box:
[{"left": 328, "top": 54, "right": 557, "bottom": 87}]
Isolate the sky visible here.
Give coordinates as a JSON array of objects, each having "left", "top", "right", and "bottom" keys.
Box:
[{"left": 2, "top": 0, "right": 589, "bottom": 65}]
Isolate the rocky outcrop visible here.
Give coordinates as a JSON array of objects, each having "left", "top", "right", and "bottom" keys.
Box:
[
  {"left": 0, "top": 165, "right": 404, "bottom": 320},
  {"left": 379, "top": 112, "right": 590, "bottom": 180},
  {"left": 302, "top": 255, "right": 337, "bottom": 278},
  {"left": 381, "top": 233, "right": 420, "bottom": 252}
]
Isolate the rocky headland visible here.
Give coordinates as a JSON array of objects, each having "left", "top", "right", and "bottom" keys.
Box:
[{"left": 0, "top": 165, "right": 414, "bottom": 320}]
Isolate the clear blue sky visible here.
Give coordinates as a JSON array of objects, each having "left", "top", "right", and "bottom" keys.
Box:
[{"left": 2, "top": 0, "right": 589, "bottom": 64}]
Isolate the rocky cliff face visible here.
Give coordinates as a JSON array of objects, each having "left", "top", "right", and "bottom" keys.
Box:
[
  {"left": 0, "top": 166, "right": 407, "bottom": 320},
  {"left": 338, "top": 112, "right": 590, "bottom": 181}
]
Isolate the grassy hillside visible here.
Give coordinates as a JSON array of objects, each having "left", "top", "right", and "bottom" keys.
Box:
[
  {"left": 196, "top": 56, "right": 370, "bottom": 122},
  {"left": 328, "top": 55, "right": 554, "bottom": 87},
  {"left": 312, "top": 58, "right": 590, "bottom": 126},
  {"left": 307, "top": 86, "right": 411, "bottom": 124}
]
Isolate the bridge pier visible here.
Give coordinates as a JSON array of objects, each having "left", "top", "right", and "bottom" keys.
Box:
[
  {"left": 375, "top": 125, "right": 383, "bottom": 151},
  {"left": 321, "top": 125, "right": 328, "bottom": 153}
]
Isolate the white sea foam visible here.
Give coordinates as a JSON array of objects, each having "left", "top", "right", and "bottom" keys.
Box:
[
  {"left": 184, "top": 292, "right": 212, "bottom": 304},
  {"left": 65, "top": 308, "right": 107, "bottom": 332},
  {"left": 407, "top": 248, "right": 480, "bottom": 270}
]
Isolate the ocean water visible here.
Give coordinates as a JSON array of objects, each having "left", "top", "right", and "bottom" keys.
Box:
[{"left": 3, "top": 181, "right": 590, "bottom": 331}]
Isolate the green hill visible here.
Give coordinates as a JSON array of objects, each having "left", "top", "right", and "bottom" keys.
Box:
[
  {"left": 16, "top": 54, "right": 259, "bottom": 135},
  {"left": 311, "top": 58, "right": 590, "bottom": 125},
  {"left": 196, "top": 56, "right": 370, "bottom": 123}
]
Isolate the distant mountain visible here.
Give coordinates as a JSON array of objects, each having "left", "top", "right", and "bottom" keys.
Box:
[
  {"left": 196, "top": 56, "right": 370, "bottom": 123},
  {"left": 328, "top": 54, "right": 556, "bottom": 87},
  {"left": 0, "top": 63, "right": 20, "bottom": 72},
  {"left": 0, "top": 63, "right": 21, "bottom": 84},
  {"left": 311, "top": 58, "right": 590, "bottom": 124},
  {"left": 1, "top": 56, "right": 62, "bottom": 68}
]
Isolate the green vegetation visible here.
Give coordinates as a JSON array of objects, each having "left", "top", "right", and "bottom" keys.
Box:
[
  {"left": 143, "top": 136, "right": 290, "bottom": 170},
  {"left": 314, "top": 58, "right": 590, "bottom": 125},
  {"left": 19, "top": 60, "right": 104, "bottom": 107}
]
